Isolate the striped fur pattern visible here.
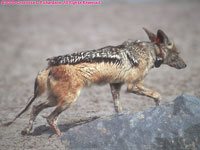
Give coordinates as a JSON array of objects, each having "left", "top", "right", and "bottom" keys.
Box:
[{"left": 47, "top": 42, "right": 139, "bottom": 67}]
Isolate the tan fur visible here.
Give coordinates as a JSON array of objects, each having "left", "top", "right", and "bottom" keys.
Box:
[{"left": 36, "top": 70, "right": 50, "bottom": 96}]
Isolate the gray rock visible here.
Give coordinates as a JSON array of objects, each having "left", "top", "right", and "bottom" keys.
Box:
[{"left": 61, "top": 94, "right": 200, "bottom": 150}]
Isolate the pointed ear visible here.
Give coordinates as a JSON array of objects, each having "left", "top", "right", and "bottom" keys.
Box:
[
  {"left": 157, "top": 29, "right": 169, "bottom": 44},
  {"left": 143, "top": 27, "right": 156, "bottom": 42}
]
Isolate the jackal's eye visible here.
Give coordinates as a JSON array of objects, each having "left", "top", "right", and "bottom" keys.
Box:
[
  {"left": 166, "top": 41, "right": 173, "bottom": 49},
  {"left": 168, "top": 42, "right": 172, "bottom": 46},
  {"left": 168, "top": 41, "right": 174, "bottom": 47}
]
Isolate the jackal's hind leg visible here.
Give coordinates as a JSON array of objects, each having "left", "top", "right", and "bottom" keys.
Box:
[
  {"left": 45, "top": 85, "right": 81, "bottom": 136},
  {"left": 46, "top": 101, "right": 73, "bottom": 136},
  {"left": 21, "top": 101, "right": 56, "bottom": 135},
  {"left": 127, "top": 83, "right": 161, "bottom": 106},
  {"left": 110, "top": 83, "right": 123, "bottom": 114}
]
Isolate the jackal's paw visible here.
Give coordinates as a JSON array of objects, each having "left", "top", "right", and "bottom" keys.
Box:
[
  {"left": 154, "top": 99, "right": 160, "bottom": 106},
  {"left": 115, "top": 110, "right": 129, "bottom": 116},
  {"left": 21, "top": 127, "right": 31, "bottom": 136},
  {"left": 153, "top": 93, "right": 162, "bottom": 106}
]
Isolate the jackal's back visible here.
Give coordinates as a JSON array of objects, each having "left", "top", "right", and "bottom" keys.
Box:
[{"left": 47, "top": 42, "right": 139, "bottom": 67}]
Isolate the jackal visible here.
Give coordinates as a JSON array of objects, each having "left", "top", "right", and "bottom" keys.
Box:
[{"left": 4, "top": 28, "right": 186, "bottom": 136}]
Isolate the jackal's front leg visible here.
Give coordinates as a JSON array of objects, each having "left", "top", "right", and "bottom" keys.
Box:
[
  {"left": 110, "top": 83, "right": 123, "bottom": 114},
  {"left": 127, "top": 82, "right": 161, "bottom": 106}
]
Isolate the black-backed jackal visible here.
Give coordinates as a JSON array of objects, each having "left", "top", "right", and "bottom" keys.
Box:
[{"left": 4, "top": 28, "right": 186, "bottom": 136}]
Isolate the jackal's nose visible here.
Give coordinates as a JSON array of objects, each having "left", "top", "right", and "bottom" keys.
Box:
[
  {"left": 181, "top": 62, "right": 187, "bottom": 68},
  {"left": 177, "top": 62, "right": 187, "bottom": 69}
]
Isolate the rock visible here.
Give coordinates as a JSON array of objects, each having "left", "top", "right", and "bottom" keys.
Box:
[{"left": 61, "top": 94, "right": 200, "bottom": 150}]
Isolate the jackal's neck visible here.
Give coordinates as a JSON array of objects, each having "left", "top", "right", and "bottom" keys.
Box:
[
  {"left": 126, "top": 41, "right": 156, "bottom": 68},
  {"left": 134, "top": 41, "right": 159, "bottom": 69},
  {"left": 152, "top": 43, "right": 164, "bottom": 68},
  {"left": 143, "top": 42, "right": 158, "bottom": 69}
]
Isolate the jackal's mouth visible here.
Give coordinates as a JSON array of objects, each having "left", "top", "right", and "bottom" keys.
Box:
[
  {"left": 170, "top": 62, "right": 187, "bottom": 69},
  {"left": 176, "top": 63, "right": 187, "bottom": 69}
]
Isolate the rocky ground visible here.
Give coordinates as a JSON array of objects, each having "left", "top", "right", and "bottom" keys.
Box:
[{"left": 0, "top": 1, "right": 200, "bottom": 150}]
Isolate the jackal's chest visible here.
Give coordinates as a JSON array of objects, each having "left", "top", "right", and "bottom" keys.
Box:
[{"left": 124, "top": 58, "right": 152, "bottom": 84}]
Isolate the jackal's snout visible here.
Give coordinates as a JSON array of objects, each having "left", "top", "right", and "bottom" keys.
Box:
[
  {"left": 167, "top": 55, "right": 187, "bottom": 69},
  {"left": 175, "top": 58, "right": 187, "bottom": 69},
  {"left": 174, "top": 57, "right": 187, "bottom": 69}
]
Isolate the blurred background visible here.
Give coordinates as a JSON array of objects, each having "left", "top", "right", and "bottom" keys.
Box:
[{"left": 0, "top": 0, "right": 200, "bottom": 149}]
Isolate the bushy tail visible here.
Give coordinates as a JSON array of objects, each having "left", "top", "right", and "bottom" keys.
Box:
[{"left": 3, "top": 69, "right": 50, "bottom": 126}]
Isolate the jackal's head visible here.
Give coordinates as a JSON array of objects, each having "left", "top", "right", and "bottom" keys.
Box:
[{"left": 143, "top": 28, "right": 187, "bottom": 69}]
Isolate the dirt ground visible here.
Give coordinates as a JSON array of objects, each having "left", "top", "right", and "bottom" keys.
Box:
[{"left": 0, "top": 1, "right": 200, "bottom": 150}]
